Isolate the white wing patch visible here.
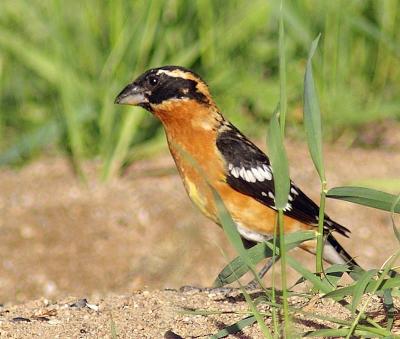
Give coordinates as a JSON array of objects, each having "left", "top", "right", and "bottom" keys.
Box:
[
  {"left": 228, "top": 163, "right": 272, "bottom": 183},
  {"left": 283, "top": 202, "right": 292, "bottom": 212},
  {"left": 231, "top": 168, "right": 240, "bottom": 178},
  {"left": 227, "top": 162, "right": 296, "bottom": 213}
]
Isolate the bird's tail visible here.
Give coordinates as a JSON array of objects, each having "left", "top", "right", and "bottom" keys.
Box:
[{"left": 323, "top": 233, "right": 359, "bottom": 268}]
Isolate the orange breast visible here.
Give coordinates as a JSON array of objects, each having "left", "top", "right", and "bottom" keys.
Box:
[{"left": 154, "top": 100, "right": 315, "bottom": 246}]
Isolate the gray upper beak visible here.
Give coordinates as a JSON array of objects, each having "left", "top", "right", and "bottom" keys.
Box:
[{"left": 114, "top": 83, "right": 147, "bottom": 105}]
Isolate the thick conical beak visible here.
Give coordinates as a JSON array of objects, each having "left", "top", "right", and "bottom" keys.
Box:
[{"left": 114, "top": 83, "right": 147, "bottom": 106}]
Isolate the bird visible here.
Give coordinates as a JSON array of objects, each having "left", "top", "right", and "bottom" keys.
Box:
[{"left": 114, "top": 65, "right": 358, "bottom": 277}]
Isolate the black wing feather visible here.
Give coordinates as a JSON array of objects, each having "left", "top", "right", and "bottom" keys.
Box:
[{"left": 216, "top": 124, "right": 349, "bottom": 237}]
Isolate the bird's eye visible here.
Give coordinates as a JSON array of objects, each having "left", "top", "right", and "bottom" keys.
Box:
[{"left": 147, "top": 76, "right": 158, "bottom": 86}]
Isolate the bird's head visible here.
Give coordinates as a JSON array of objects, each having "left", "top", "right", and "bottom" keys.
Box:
[{"left": 114, "top": 66, "right": 215, "bottom": 118}]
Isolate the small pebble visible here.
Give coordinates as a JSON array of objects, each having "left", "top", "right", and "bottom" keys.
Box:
[
  {"left": 11, "top": 317, "right": 31, "bottom": 323},
  {"left": 69, "top": 299, "right": 88, "bottom": 308},
  {"left": 164, "top": 330, "right": 183, "bottom": 339}
]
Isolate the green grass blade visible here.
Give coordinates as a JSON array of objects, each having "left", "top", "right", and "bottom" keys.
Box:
[
  {"left": 279, "top": 0, "right": 287, "bottom": 135},
  {"left": 196, "top": 0, "right": 215, "bottom": 68},
  {"left": 291, "top": 263, "right": 357, "bottom": 289},
  {"left": 268, "top": 52, "right": 291, "bottom": 332},
  {"left": 135, "top": 0, "right": 164, "bottom": 71},
  {"left": 0, "top": 121, "right": 59, "bottom": 165},
  {"left": 101, "top": 107, "right": 146, "bottom": 179},
  {"left": 304, "top": 327, "right": 390, "bottom": 338},
  {"left": 267, "top": 109, "right": 290, "bottom": 209},
  {"left": 0, "top": 26, "right": 90, "bottom": 174},
  {"left": 240, "top": 289, "right": 273, "bottom": 339},
  {"left": 303, "top": 33, "right": 325, "bottom": 181},
  {"left": 272, "top": 9, "right": 291, "bottom": 330},
  {"left": 303, "top": 33, "right": 326, "bottom": 275},
  {"left": 287, "top": 256, "right": 333, "bottom": 293},
  {"left": 214, "top": 191, "right": 259, "bottom": 279},
  {"left": 327, "top": 186, "right": 400, "bottom": 213},
  {"left": 210, "top": 316, "right": 257, "bottom": 339},
  {"left": 277, "top": 211, "right": 291, "bottom": 337},
  {"left": 321, "top": 264, "right": 349, "bottom": 287},
  {"left": 214, "top": 231, "right": 315, "bottom": 287},
  {"left": 98, "top": 19, "right": 141, "bottom": 159},
  {"left": 351, "top": 269, "right": 378, "bottom": 315},
  {"left": 390, "top": 194, "right": 400, "bottom": 243},
  {"left": 346, "top": 250, "right": 400, "bottom": 338},
  {"left": 102, "top": 0, "right": 163, "bottom": 180},
  {"left": 349, "top": 16, "right": 400, "bottom": 58},
  {"left": 213, "top": 190, "right": 272, "bottom": 338},
  {"left": 0, "top": 27, "right": 90, "bottom": 92},
  {"left": 383, "top": 289, "right": 395, "bottom": 332},
  {"left": 59, "top": 74, "right": 86, "bottom": 177},
  {"left": 324, "top": 275, "right": 400, "bottom": 300}
]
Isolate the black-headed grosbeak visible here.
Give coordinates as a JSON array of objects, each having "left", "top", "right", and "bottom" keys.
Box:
[{"left": 115, "top": 65, "right": 358, "bottom": 271}]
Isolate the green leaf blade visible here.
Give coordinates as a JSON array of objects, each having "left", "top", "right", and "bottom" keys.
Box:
[
  {"left": 303, "top": 33, "right": 325, "bottom": 181},
  {"left": 267, "top": 110, "right": 290, "bottom": 209},
  {"left": 351, "top": 269, "right": 378, "bottom": 314},
  {"left": 327, "top": 186, "right": 400, "bottom": 213},
  {"left": 324, "top": 276, "right": 400, "bottom": 300},
  {"left": 210, "top": 316, "right": 257, "bottom": 339},
  {"left": 287, "top": 256, "right": 333, "bottom": 293}
]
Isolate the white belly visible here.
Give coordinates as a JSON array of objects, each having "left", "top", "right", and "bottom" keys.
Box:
[{"left": 236, "top": 222, "right": 273, "bottom": 243}]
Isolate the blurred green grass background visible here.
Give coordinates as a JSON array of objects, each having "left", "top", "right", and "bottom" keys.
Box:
[{"left": 0, "top": 0, "right": 399, "bottom": 179}]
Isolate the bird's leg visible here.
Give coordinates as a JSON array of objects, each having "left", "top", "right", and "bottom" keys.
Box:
[
  {"left": 179, "top": 257, "right": 279, "bottom": 295},
  {"left": 245, "top": 256, "right": 280, "bottom": 290},
  {"left": 179, "top": 285, "right": 237, "bottom": 294}
]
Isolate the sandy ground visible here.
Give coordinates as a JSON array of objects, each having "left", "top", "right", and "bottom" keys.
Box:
[
  {"left": 0, "top": 139, "right": 399, "bottom": 337},
  {"left": 0, "top": 289, "right": 399, "bottom": 338}
]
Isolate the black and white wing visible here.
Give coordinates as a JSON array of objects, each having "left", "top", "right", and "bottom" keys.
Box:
[{"left": 216, "top": 123, "right": 350, "bottom": 237}]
